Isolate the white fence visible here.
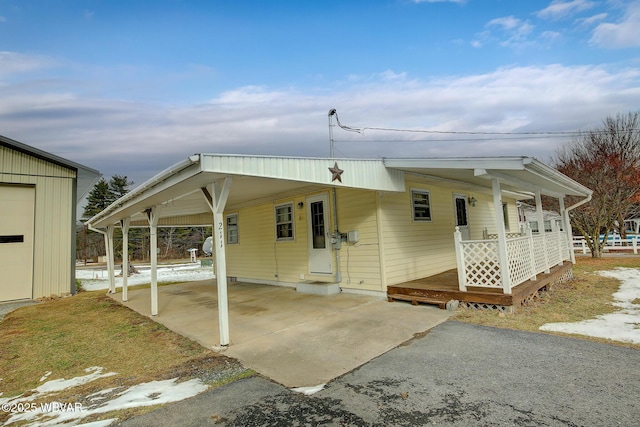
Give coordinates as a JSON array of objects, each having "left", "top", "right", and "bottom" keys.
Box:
[
  {"left": 573, "top": 234, "right": 640, "bottom": 254},
  {"left": 455, "top": 229, "right": 570, "bottom": 294}
]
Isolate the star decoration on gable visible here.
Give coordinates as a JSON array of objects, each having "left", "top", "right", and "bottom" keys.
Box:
[{"left": 329, "top": 162, "right": 344, "bottom": 183}]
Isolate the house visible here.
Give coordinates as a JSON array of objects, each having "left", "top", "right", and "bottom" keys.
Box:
[
  {"left": 86, "top": 154, "right": 592, "bottom": 346},
  {"left": 516, "top": 201, "right": 563, "bottom": 233},
  {"left": 0, "top": 135, "right": 101, "bottom": 302}
]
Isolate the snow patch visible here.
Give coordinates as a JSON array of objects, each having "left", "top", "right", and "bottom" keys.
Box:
[
  {"left": 540, "top": 267, "right": 640, "bottom": 344},
  {"left": 77, "top": 263, "right": 214, "bottom": 291},
  {"left": 291, "top": 383, "right": 326, "bottom": 395},
  {"left": 0, "top": 368, "right": 208, "bottom": 426}
]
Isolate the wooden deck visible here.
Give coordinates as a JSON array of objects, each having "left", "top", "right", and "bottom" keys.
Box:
[{"left": 387, "top": 262, "right": 573, "bottom": 310}]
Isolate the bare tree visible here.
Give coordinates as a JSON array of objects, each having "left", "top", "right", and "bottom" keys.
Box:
[{"left": 553, "top": 112, "right": 640, "bottom": 258}]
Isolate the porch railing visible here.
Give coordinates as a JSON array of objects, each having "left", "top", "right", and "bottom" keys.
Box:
[{"left": 454, "top": 228, "right": 570, "bottom": 294}]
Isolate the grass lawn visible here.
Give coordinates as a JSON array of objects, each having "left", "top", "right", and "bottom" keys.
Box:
[
  {"left": 453, "top": 256, "right": 640, "bottom": 350},
  {"left": 0, "top": 290, "right": 252, "bottom": 425}
]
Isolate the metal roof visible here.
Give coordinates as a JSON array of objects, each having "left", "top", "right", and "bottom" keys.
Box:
[
  {"left": 383, "top": 157, "right": 592, "bottom": 198},
  {"left": 87, "top": 154, "right": 592, "bottom": 228},
  {"left": 1, "top": 134, "right": 102, "bottom": 202}
]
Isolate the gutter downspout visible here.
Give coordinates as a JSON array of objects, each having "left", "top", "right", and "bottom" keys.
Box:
[
  {"left": 564, "top": 193, "right": 593, "bottom": 264},
  {"left": 87, "top": 223, "right": 115, "bottom": 292}
]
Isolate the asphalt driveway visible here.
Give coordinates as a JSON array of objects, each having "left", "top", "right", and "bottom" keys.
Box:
[{"left": 119, "top": 321, "right": 640, "bottom": 426}]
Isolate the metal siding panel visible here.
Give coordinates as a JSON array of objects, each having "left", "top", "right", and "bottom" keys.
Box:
[{"left": 1, "top": 146, "right": 75, "bottom": 298}]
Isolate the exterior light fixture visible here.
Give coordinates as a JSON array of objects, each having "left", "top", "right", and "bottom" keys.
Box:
[{"left": 468, "top": 196, "right": 478, "bottom": 207}]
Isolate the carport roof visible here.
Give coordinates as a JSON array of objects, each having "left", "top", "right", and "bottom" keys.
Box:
[{"left": 87, "top": 154, "right": 592, "bottom": 228}]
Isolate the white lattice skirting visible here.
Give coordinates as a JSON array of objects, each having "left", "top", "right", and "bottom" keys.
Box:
[{"left": 461, "top": 266, "right": 574, "bottom": 313}]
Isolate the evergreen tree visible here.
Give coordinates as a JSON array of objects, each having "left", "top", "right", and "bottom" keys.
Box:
[
  {"left": 82, "top": 178, "right": 112, "bottom": 219},
  {"left": 109, "top": 175, "right": 133, "bottom": 199},
  {"left": 82, "top": 175, "right": 134, "bottom": 219}
]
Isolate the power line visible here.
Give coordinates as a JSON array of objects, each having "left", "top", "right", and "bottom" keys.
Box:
[
  {"left": 334, "top": 135, "right": 567, "bottom": 143},
  {"left": 330, "top": 110, "right": 640, "bottom": 138}
]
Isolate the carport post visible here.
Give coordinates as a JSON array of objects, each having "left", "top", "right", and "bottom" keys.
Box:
[
  {"left": 121, "top": 217, "right": 130, "bottom": 302},
  {"left": 210, "top": 177, "right": 232, "bottom": 347},
  {"left": 105, "top": 225, "right": 116, "bottom": 294},
  {"left": 147, "top": 206, "right": 162, "bottom": 316}
]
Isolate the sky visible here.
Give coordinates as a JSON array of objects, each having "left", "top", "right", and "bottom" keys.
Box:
[{"left": 1, "top": 0, "right": 639, "bottom": 186}]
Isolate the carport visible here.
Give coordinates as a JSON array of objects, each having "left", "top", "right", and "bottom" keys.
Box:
[
  {"left": 109, "top": 278, "right": 450, "bottom": 387},
  {"left": 87, "top": 154, "right": 405, "bottom": 347}
]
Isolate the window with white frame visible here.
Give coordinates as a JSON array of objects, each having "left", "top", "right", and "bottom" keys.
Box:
[
  {"left": 275, "top": 203, "right": 294, "bottom": 240},
  {"left": 226, "top": 213, "right": 238, "bottom": 244},
  {"left": 411, "top": 189, "right": 431, "bottom": 221}
]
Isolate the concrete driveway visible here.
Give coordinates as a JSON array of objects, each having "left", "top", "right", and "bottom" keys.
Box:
[{"left": 110, "top": 280, "right": 451, "bottom": 387}]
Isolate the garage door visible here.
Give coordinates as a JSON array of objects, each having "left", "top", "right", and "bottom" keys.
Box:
[{"left": 0, "top": 185, "right": 35, "bottom": 302}]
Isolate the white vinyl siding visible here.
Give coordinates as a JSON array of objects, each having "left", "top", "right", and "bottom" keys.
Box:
[
  {"left": 335, "top": 188, "right": 383, "bottom": 291},
  {"left": 380, "top": 182, "right": 457, "bottom": 286}
]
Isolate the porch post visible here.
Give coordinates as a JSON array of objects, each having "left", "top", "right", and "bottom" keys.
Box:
[
  {"left": 147, "top": 206, "right": 162, "bottom": 316},
  {"left": 209, "top": 177, "right": 233, "bottom": 347},
  {"left": 121, "top": 217, "right": 130, "bottom": 302},
  {"left": 454, "top": 227, "right": 467, "bottom": 291},
  {"left": 526, "top": 224, "right": 537, "bottom": 281},
  {"left": 105, "top": 225, "right": 116, "bottom": 294},
  {"left": 559, "top": 196, "right": 576, "bottom": 264},
  {"left": 491, "top": 178, "right": 512, "bottom": 294},
  {"left": 535, "top": 191, "right": 550, "bottom": 273}
]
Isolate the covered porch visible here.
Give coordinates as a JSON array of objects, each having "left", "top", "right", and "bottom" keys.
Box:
[
  {"left": 384, "top": 157, "right": 593, "bottom": 310},
  {"left": 388, "top": 262, "right": 573, "bottom": 311}
]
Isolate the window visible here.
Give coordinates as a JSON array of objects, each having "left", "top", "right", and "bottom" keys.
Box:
[
  {"left": 226, "top": 213, "right": 238, "bottom": 244},
  {"left": 275, "top": 203, "right": 294, "bottom": 240},
  {"left": 411, "top": 190, "right": 431, "bottom": 221}
]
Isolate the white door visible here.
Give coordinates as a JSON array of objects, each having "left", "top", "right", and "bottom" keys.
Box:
[
  {"left": 307, "top": 194, "right": 333, "bottom": 274},
  {"left": 0, "top": 185, "right": 35, "bottom": 301},
  {"left": 454, "top": 194, "right": 471, "bottom": 241}
]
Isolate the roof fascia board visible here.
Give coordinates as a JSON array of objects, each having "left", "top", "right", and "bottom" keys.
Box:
[
  {"left": 525, "top": 159, "right": 592, "bottom": 197},
  {"left": 88, "top": 156, "right": 202, "bottom": 227},
  {"left": 482, "top": 169, "right": 564, "bottom": 198},
  {"left": 384, "top": 157, "right": 528, "bottom": 171},
  {"left": 200, "top": 155, "right": 405, "bottom": 192}
]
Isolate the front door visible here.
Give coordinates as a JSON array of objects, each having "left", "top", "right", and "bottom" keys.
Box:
[
  {"left": 307, "top": 194, "right": 332, "bottom": 274},
  {"left": 454, "top": 194, "right": 470, "bottom": 240}
]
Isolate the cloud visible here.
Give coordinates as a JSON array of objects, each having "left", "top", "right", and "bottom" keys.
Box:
[
  {"left": 576, "top": 12, "right": 608, "bottom": 26},
  {"left": 537, "top": 0, "right": 595, "bottom": 20},
  {"left": 0, "top": 51, "right": 58, "bottom": 80},
  {"left": 0, "top": 55, "right": 638, "bottom": 184},
  {"left": 590, "top": 2, "right": 640, "bottom": 48},
  {"left": 484, "top": 16, "right": 535, "bottom": 48}
]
